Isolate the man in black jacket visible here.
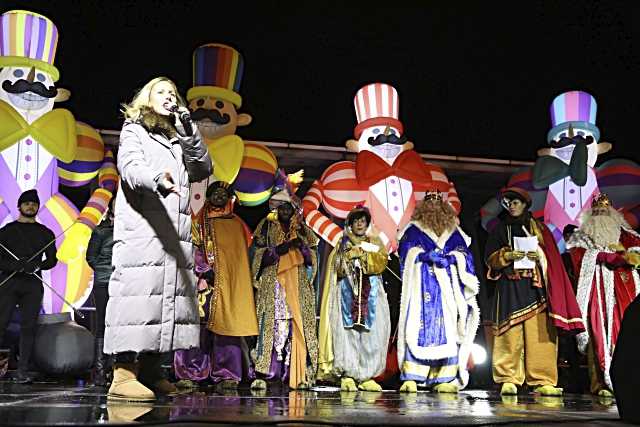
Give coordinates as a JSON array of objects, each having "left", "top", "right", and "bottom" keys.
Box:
[
  {"left": 86, "top": 199, "right": 115, "bottom": 386},
  {"left": 0, "top": 189, "right": 57, "bottom": 383}
]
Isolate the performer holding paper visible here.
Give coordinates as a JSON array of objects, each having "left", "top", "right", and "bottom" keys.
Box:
[{"left": 484, "top": 187, "right": 583, "bottom": 396}]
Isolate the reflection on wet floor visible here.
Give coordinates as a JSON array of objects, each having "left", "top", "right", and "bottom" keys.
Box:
[{"left": 0, "top": 381, "right": 621, "bottom": 425}]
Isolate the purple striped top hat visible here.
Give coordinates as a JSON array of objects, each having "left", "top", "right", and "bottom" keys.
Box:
[
  {"left": 547, "top": 90, "right": 599, "bottom": 143},
  {"left": 187, "top": 43, "right": 244, "bottom": 107},
  {"left": 0, "top": 10, "right": 60, "bottom": 81}
]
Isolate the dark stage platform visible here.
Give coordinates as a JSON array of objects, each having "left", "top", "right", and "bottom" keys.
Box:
[{"left": 0, "top": 380, "right": 628, "bottom": 427}]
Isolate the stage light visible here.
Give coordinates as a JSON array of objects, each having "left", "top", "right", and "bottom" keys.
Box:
[{"left": 471, "top": 343, "right": 487, "bottom": 365}]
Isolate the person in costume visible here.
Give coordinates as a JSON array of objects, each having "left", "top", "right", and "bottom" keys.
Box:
[
  {"left": 250, "top": 171, "right": 319, "bottom": 390},
  {"left": 317, "top": 206, "right": 390, "bottom": 392},
  {"left": 187, "top": 43, "right": 278, "bottom": 214},
  {"left": 0, "top": 10, "right": 118, "bottom": 315},
  {"left": 485, "top": 187, "right": 584, "bottom": 396},
  {"left": 481, "top": 90, "right": 640, "bottom": 252},
  {"left": 396, "top": 192, "right": 480, "bottom": 393},
  {"left": 302, "top": 82, "right": 460, "bottom": 251},
  {"left": 104, "top": 77, "right": 212, "bottom": 402},
  {"left": 567, "top": 193, "right": 640, "bottom": 397},
  {"left": 174, "top": 180, "right": 258, "bottom": 389}
]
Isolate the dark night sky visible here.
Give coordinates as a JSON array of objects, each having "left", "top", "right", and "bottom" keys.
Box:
[{"left": 3, "top": 1, "right": 637, "bottom": 162}]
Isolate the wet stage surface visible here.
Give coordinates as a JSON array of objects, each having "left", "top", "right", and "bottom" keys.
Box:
[{"left": 0, "top": 381, "right": 627, "bottom": 426}]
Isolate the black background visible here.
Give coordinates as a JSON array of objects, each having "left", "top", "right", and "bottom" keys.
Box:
[{"left": 2, "top": 1, "right": 637, "bottom": 162}]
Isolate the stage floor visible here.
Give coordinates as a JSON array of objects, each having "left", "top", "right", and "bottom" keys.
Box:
[{"left": 0, "top": 381, "right": 627, "bottom": 426}]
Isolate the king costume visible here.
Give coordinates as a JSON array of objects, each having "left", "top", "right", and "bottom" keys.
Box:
[
  {"left": 317, "top": 206, "right": 390, "bottom": 391},
  {"left": 250, "top": 173, "right": 319, "bottom": 390},
  {"left": 567, "top": 194, "right": 640, "bottom": 395},
  {"left": 397, "top": 195, "right": 480, "bottom": 393}
]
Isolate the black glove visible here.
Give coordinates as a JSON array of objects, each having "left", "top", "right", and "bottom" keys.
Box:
[
  {"left": 275, "top": 242, "right": 291, "bottom": 256},
  {"left": 20, "top": 258, "right": 40, "bottom": 274},
  {"left": 201, "top": 270, "right": 214, "bottom": 283},
  {"left": 289, "top": 237, "right": 303, "bottom": 249}
]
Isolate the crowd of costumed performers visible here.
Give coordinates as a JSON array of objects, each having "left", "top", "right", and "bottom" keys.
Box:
[{"left": 2, "top": 8, "right": 640, "bottom": 404}]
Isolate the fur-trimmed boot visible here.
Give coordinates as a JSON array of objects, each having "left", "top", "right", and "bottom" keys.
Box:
[{"left": 108, "top": 363, "right": 155, "bottom": 402}]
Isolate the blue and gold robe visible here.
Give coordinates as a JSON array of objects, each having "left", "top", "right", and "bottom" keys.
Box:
[{"left": 397, "top": 221, "right": 480, "bottom": 388}]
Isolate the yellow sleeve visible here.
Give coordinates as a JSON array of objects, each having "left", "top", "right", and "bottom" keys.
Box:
[
  {"left": 192, "top": 220, "right": 202, "bottom": 247},
  {"left": 364, "top": 237, "right": 388, "bottom": 275}
]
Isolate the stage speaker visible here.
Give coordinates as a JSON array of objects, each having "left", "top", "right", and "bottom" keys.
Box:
[{"left": 610, "top": 295, "right": 640, "bottom": 424}]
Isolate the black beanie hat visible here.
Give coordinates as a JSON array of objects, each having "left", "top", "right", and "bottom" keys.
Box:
[{"left": 18, "top": 189, "right": 40, "bottom": 206}]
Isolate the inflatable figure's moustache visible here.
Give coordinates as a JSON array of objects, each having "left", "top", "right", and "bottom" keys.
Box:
[
  {"left": 191, "top": 108, "right": 231, "bottom": 124},
  {"left": 2, "top": 79, "right": 57, "bottom": 98},
  {"left": 368, "top": 133, "right": 408, "bottom": 146}
]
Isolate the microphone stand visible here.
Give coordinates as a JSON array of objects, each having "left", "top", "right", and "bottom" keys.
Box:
[
  {"left": 0, "top": 242, "right": 84, "bottom": 318},
  {"left": 0, "top": 219, "right": 80, "bottom": 288}
]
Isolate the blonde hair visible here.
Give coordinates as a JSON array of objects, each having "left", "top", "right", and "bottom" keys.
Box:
[{"left": 121, "top": 76, "right": 186, "bottom": 121}]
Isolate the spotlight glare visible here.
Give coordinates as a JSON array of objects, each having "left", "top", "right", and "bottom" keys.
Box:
[{"left": 471, "top": 343, "right": 487, "bottom": 365}]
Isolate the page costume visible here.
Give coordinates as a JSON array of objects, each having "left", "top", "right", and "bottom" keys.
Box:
[
  {"left": 174, "top": 182, "right": 258, "bottom": 385},
  {"left": 317, "top": 208, "right": 390, "bottom": 390}
]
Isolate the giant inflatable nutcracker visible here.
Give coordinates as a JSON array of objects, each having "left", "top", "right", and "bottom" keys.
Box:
[
  {"left": 0, "top": 10, "right": 117, "bottom": 313},
  {"left": 481, "top": 90, "right": 640, "bottom": 252},
  {"left": 187, "top": 43, "right": 277, "bottom": 216},
  {"left": 302, "top": 82, "right": 460, "bottom": 251}
]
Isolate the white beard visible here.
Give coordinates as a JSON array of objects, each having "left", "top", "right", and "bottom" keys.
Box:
[{"left": 579, "top": 209, "right": 627, "bottom": 247}]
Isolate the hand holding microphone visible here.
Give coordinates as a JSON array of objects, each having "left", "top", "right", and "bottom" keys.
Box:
[
  {"left": 168, "top": 104, "right": 191, "bottom": 121},
  {"left": 167, "top": 103, "right": 194, "bottom": 136}
]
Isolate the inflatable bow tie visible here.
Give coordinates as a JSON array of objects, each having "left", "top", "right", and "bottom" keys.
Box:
[{"left": 0, "top": 100, "right": 77, "bottom": 163}]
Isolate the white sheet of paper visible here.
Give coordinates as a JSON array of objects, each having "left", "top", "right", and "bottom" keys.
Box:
[{"left": 513, "top": 236, "right": 538, "bottom": 270}]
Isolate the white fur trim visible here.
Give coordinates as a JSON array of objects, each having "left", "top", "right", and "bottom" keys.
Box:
[
  {"left": 359, "top": 241, "right": 380, "bottom": 253},
  {"left": 397, "top": 247, "right": 421, "bottom": 371},
  {"left": 398, "top": 245, "right": 480, "bottom": 390},
  {"left": 449, "top": 251, "right": 480, "bottom": 389},
  {"left": 574, "top": 249, "right": 598, "bottom": 353}
]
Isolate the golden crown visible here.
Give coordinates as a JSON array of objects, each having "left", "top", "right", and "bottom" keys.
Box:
[
  {"left": 424, "top": 191, "right": 443, "bottom": 202},
  {"left": 592, "top": 193, "right": 611, "bottom": 208}
]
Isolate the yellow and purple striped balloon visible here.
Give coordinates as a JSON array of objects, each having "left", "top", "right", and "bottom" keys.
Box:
[
  {"left": 233, "top": 143, "right": 278, "bottom": 206},
  {"left": 0, "top": 10, "right": 60, "bottom": 81}
]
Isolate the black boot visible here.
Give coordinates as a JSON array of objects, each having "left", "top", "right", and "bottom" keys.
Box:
[
  {"left": 94, "top": 337, "right": 107, "bottom": 386},
  {"left": 138, "top": 353, "right": 178, "bottom": 395},
  {"left": 13, "top": 369, "right": 34, "bottom": 384},
  {"left": 0, "top": 349, "right": 9, "bottom": 379}
]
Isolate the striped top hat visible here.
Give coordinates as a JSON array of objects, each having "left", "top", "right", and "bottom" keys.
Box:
[
  {"left": 187, "top": 43, "right": 244, "bottom": 108},
  {"left": 353, "top": 83, "right": 404, "bottom": 139},
  {"left": 547, "top": 90, "right": 599, "bottom": 143},
  {"left": 0, "top": 10, "right": 60, "bottom": 81}
]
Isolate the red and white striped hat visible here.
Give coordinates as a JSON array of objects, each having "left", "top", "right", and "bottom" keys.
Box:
[{"left": 353, "top": 83, "right": 404, "bottom": 139}]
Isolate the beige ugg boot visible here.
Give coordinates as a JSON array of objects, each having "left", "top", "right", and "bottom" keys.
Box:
[{"left": 107, "top": 363, "right": 156, "bottom": 402}]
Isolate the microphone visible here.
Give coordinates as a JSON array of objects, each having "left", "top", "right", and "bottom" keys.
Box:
[
  {"left": 167, "top": 104, "right": 191, "bottom": 122},
  {"left": 167, "top": 104, "right": 194, "bottom": 136}
]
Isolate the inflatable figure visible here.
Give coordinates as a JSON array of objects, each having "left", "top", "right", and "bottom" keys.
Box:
[
  {"left": 481, "top": 90, "right": 640, "bottom": 252},
  {"left": 0, "top": 10, "right": 117, "bottom": 313},
  {"left": 187, "top": 43, "right": 277, "bottom": 216},
  {"left": 302, "top": 82, "right": 460, "bottom": 251}
]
